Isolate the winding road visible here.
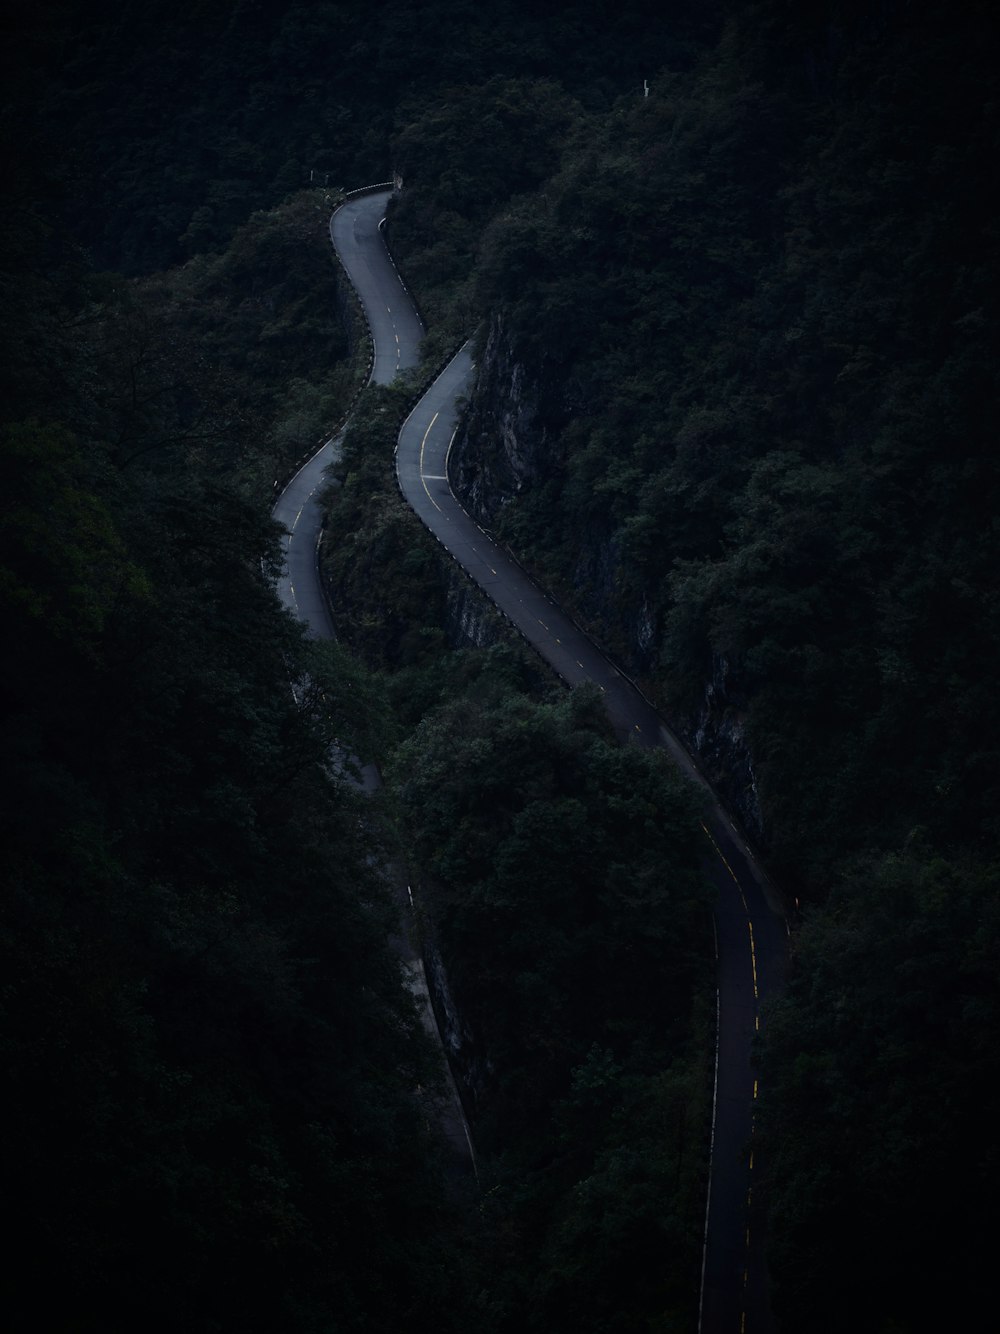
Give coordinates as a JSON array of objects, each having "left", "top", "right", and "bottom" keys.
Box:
[
  {"left": 271, "top": 188, "right": 475, "bottom": 1176},
  {"left": 273, "top": 189, "right": 422, "bottom": 637},
  {"left": 274, "top": 186, "right": 788, "bottom": 1331}
]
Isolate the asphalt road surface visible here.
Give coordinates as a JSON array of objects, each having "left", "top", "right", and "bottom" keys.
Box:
[
  {"left": 279, "top": 186, "right": 789, "bottom": 1328},
  {"left": 270, "top": 190, "right": 475, "bottom": 1177},
  {"left": 397, "top": 344, "right": 789, "bottom": 1334},
  {"left": 272, "top": 189, "right": 422, "bottom": 637}
]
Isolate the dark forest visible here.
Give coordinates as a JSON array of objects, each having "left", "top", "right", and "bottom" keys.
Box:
[{"left": 2, "top": 2, "right": 998, "bottom": 1330}]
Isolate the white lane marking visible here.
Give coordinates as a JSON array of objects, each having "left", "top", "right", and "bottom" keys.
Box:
[
  {"left": 445, "top": 427, "right": 459, "bottom": 473},
  {"left": 419, "top": 412, "right": 443, "bottom": 513}
]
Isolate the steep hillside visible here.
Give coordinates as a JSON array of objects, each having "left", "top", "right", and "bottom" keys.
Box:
[{"left": 386, "top": 3, "right": 1000, "bottom": 1327}]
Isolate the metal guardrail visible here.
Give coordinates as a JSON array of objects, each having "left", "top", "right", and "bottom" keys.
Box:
[
  {"left": 270, "top": 197, "right": 385, "bottom": 496},
  {"left": 342, "top": 181, "right": 394, "bottom": 200}
]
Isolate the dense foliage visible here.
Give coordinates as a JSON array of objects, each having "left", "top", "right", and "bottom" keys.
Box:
[
  {"left": 395, "top": 0, "right": 1000, "bottom": 891},
  {"left": 6, "top": 0, "right": 999, "bottom": 1328},
  {"left": 14, "top": 0, "right": 718, "bottom": 275},
  {"left": 1, "top": 422, "right": 463, "bottom": 1333},
  {"left": 759, "top": 846, "right": 1000, "bottom": 1331},
  {"left": 391, "top": 684, "right": 713, "bottom": 1331},
  {"left": 319, "top": 367, "right": 714, "bottom": 1330},
  {"left": 1, "top": 163, "right": 469, "bottom": 1332},
  {"left": 382, "top": 3, "right": 1000, "bottom": 1328}
]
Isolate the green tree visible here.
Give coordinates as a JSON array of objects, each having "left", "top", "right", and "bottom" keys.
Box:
[{"left": 759, "top": 847, "right": 1000, "bottom": 1332}]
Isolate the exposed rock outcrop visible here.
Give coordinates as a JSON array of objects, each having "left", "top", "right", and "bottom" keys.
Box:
[
  {"left": 443, "top": 565, "right": 509, "bottom": 651},
  {"left": 452, "top": 312, "right": 769, "bottom": 849},
  {"left": 451, "top": 314, "right": 548, "bottom": 526},
  {"left": 421, "top": 937, "right": 494, "bottom": 1123},
  {"left": 681, "top": 654, "right": 765, "bottom": 844}
]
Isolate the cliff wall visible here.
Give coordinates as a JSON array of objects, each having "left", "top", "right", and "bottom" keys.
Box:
[
  {"left": 450, "top": 314, "right": 548, "bottom": 526},
  {"left": 451, "top": 314, "right": 766, "bottom": 845}
]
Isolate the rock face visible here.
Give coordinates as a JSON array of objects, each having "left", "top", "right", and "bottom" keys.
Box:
[
  {"left": 682, "top": 654, "right": 765, "bottom": 844},
  {"left": 451, "top": 314, "right": 549, "bottom": 527},
  {"left": 421, "top": 936, "right": 493, "bottom": 1123},
  {"left": 451, "top": 312, "right": 769, "bottom": 849},
  {"left": 443, "top": 565, "right": 507, "bottom": 651}
]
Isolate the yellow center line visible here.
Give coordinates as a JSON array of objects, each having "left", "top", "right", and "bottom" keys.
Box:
[{"left": 699, "top": 821, "right": 752, "bottom": 916}]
